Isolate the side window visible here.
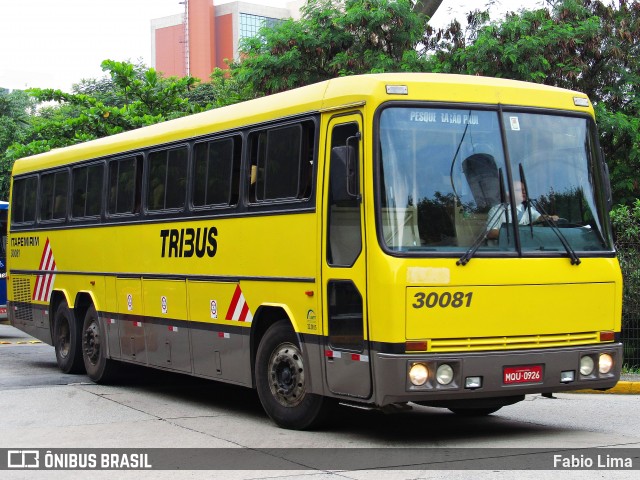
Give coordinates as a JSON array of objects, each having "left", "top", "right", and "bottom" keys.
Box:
[
  {"left": 108, "top": 156, "right": 142, "bottom": 215},
  {"left": 39, "top": 170, "right": 69, "bottom": 221},
  {"left": 72, "top": 163, "right": 103, "bottom": 218},
  {"left": 11, "top": 176, "right": 38, "bottom": 224},
  {"left": 248, "top": 120, "right": 315, "bottom": 203},
  {"left": 147, "top": 146, "right": 188, "bottom": 211},
  {"left": 192, "top": 136, "right": 241, "bottom": 208}
]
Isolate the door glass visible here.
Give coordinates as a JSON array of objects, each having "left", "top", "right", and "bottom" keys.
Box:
[{"left": 327, "top": 122, "right": 361, "bottom": 267}]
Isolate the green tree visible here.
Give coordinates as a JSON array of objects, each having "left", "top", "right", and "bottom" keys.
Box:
[
  {"left": 611, "top": 200, "right": 640, "bottom": 367},
  {"left": 231, "top": 0, "right": 430, "bottom": 96},
  {"left": 1, "top": 60, "right": 206, "bottom": 199},
  {"left": 425, "top": 0, "right": 640, "bottom": 205},
  {"left": 0, "top": 89, "right": 35, "bottom": 198}
]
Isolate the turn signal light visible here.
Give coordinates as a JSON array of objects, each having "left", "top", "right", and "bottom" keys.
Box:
[
  {"left": 406, "top": 341, "right": 428, "bottom": 352},
  {"left": 599, "top": 331, "right": 615, "bottom": 342}
]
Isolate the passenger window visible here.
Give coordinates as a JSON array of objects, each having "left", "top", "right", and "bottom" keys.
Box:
[
  {"left": 72, "top": 164, "right": 103, "bottom": 218},
  {"left": 39, "top": 170, "right": 69, "bottom": 221},
  {"left": 193, "top": 136, "right": 241, "bottom": 208},
  {"left": 147, "top": 146, "right": 188, "bottom": 211},
  {"left": 248, "top": 121, "right": 315, "bottom": 203},
  {"left": 11, "top": 176, "right": 38, "bottom": 224},
  {"left": 108, "top": 156, "right": 142, "bottom": 215}
]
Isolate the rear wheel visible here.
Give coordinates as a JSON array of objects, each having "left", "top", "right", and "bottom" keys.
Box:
[
  {"left": 255, "top": 321, "right": 331, "bottom": 430},
  {"left": 82, "top": 305, "right": 119, "bottom": 383},
  {"left": 53, "top": 300, "right": 84, "bottom": 374}
]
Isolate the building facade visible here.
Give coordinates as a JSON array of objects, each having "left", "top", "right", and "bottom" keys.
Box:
[{"left": 151, "top": 0, "right": 303, "bottom": 81}]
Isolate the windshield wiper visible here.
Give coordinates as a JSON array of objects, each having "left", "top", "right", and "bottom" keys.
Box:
[
  {"left": 457, "top": 202, "right": 507, "bottom": 266},
  {"left": 528, "top": 198, "right": 581, "bottom": 265},
  {"left": 518, "top": 164, "right": 580, "bottom": 265}
]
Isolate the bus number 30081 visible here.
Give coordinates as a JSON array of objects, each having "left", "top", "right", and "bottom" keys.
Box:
[{"left": 412, "top": 291, "right": 473, "bottom": 309}]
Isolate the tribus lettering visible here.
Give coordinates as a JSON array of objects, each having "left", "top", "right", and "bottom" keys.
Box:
[{"left": 160, "top": 227, "right": 217, "bottom": 258}]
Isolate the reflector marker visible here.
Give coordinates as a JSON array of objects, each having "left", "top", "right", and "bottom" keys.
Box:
[
  {"left": 168, "top": 326, "right": 179, "bottom": 332},
  {"left": 225, "top": 285, "right": 254, "bottom": 322},
  {"left": 351, "top": 354, "right": 369, "bottom": 362},
  {"left": 325, "top": 350, "right": 369, "bottom": 362},
  {"left": 133, "top": 321, "right": 143, "bottom": 327},
  {"left": 217, "top": 332, "right": 230, "bottom": 339},
  {"left": 32, "top": 238, "right": 57, "bottom": 302}
]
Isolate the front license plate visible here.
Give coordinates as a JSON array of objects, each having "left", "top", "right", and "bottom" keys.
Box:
[{"left": 503, "top": 365, "right": 543, "bottom": 385}]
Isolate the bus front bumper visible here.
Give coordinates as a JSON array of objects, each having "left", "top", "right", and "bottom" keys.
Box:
[{"left": 373, "top": 343, "right": 623, "bottom": 406}]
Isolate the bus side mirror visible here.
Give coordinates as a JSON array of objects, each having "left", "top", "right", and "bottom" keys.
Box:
[{"left": 330, "top": 144, "right": 359, "bottom": 203}]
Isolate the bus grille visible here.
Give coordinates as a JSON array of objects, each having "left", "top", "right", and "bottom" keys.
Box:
[
  {"left": 429, "top": 332, "right": 600, "bottom": 352},
  {"left": 12, "top": 276, "right": 33, "bottom": 323}
]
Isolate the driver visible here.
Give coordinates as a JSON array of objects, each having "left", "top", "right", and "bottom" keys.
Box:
[{"left": 486, "top": 181, "right": 559, "bottom": 239}]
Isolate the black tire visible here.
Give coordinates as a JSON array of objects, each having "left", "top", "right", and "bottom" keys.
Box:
[
  {"left": 53, "top": 300, "right": 84, "bottom": 374},
  {"left": 81, "top": 305, "right": 119, "bottom": 383},
  {"left": 255, "top": 321, "right": 331, "bottom": 430},
  {"left": 448, "top": 406, "right": 502, "bottom": 416}
]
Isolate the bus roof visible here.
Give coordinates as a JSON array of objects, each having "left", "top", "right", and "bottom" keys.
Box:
[{"left": 12, "top": 73, "right": 593, "bottom": 176}]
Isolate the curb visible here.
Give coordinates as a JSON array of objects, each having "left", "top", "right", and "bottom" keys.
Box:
[{"left": 572, "top": 381, "right": 640, "bottom": 395}]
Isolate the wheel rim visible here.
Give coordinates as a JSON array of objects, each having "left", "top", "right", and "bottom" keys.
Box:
[
  {"left": 268, "top": 342, "right": 306, "bottom": 407},
  {"left": 83, "top": 318, "right": 101, "bottom": 366},
  {"left": 57, "top": 318, "right": 71, "bottom": 359}
]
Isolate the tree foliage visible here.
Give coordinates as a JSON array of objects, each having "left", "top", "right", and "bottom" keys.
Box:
[
  {"left": 231, "top": 0, "right": 429, "bottom": 96},
  {"left": 0, "top": 89, "right": 35, "bottom": 197},
  {"left": 0, "top": 60, "right": 211, "bottom": 198},
  {"left": 425, "top": 0, "right": 640, "bottom": 204}
]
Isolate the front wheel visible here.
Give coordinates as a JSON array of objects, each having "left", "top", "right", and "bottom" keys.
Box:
[
  {"left": 82, "top": 305, "right": 119, "bottom": 383},
  {"left": 255, "top": 321, "right": 331, "bottom": 430}
]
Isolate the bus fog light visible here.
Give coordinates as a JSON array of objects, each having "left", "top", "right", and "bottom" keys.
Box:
[
  {"left": 409, "top": 363, "right": 429, "bottom": 386},
  {"left": 560, "top": 371, "right": 575, "bottom": 383},
  {"left": 580, "top": 355, "right": 594, "bottom": 376},
  {"left": 599, "top": 353, "right": 613, "bottom": 374},
  {"left": 465, "top": 376, "right": 482, "bottom": 389},
  {"left": 436, "top": 364, "right": 454, "bottom": 385}
]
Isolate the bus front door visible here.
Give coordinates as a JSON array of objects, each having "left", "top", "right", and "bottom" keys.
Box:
[{"left": 322, "top": 114, "right": 372, "bottom": 399}]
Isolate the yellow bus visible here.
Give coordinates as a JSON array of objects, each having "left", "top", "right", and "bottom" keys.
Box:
[{"left": 7, "top": 73, "right": 622, "bottom": 429}]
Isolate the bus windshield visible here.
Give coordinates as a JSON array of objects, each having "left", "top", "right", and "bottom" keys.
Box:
[{"left": 377, "top": 107, "right": 612, "bottom": 255}]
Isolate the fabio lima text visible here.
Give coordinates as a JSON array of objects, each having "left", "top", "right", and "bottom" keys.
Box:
[{"left": 553, "top": 454, "right": 633, "bottom": 469}]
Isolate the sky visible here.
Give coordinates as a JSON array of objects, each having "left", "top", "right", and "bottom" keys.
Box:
[{"left": 0, "top": 0, "right": 541, "bottom": 92}]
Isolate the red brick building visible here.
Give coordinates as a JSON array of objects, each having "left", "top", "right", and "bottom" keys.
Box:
[{"left": 151, "top": 0, "right": 303, "bottom": 81}]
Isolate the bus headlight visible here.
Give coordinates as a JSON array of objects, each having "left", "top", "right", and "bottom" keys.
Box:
[
  {"left": 580, "top": 355, "right": 595, "bottom": 376},
  {"left": 436, "top": 364, "right": 454, "bottom": 385},
  {"left": 409, "top": 363, "right": 429, "bottom": 386},
  {"left": 599, "top": 353, "right": 613, "bottom": 374}
]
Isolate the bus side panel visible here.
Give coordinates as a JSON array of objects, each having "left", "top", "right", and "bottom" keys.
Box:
[
  {"left": 188, "top": 280, "right": 251, "bottom": 385},
  {"left": 143, "top": 279, "right": 192, "bottom": 373},
  {"left": 102, "top": 276, "right": 120, "bottom": 359},
  {"left": 116, "top": 278, "right": 147, "bottom": 364}
]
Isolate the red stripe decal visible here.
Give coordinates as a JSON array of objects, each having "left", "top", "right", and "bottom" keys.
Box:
[{"left": 225, "top": 285, "right": 242, "bottom": 320}]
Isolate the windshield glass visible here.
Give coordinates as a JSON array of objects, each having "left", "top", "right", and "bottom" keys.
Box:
[{"left": 377, "top": 107, "right": 612, "bottom": 255}]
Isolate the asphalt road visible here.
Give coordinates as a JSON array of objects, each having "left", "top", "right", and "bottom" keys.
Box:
[{"left": 1, "top": 323, "right": 639, "bottom": 479}]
